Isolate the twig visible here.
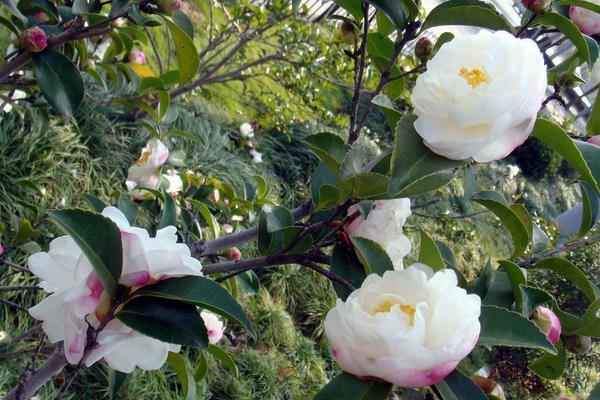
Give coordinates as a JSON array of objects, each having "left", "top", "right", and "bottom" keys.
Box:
[
  {"left": 0, "top": 286, "right": 40, "bottom": 292},
  {"left": 300, "top": 260, "right": 355, "bottom": 292},
  {"left": 144, "top": 26, "right": 164, "bottom": 75},
  {"left": 201, "top": 251, "right": 330, "bottom": 275},
  {"left": 517, "top": 233, "right": 600, "bottom": 267},
  {"left": 348, "top": 2, "right": 370, "bottom": 142},
  {"left": 0, "top": 298, "right": 29, "bottom": 313}
]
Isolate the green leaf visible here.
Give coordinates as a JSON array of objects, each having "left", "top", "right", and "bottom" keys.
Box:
[
  {"left": 574, "top": 140, "right": 600, "bottom": 194},
  {"left": 499, "top": 260, "right": 526, "bottom": 314},
  {"left": 471, "top": 193, "right": 531, "bottom": 258},
  {"left": 371, "top": 94, "right": 402, "bottom": 129},
  {"left": 435, "top": 240, "right": 457, "bottom": 269},
  {"left": 367, "top": 0, "right": 407, "bottom": 30},
  {"left": 15, "top": 219, "right": 40, "bottom": 245},
  {"left": 0, "top": 0, "right": 27, "bottom": 22},
  {"left": 194, "top": 350, "right": 208, "bottom": 381},
  {"left": 72, "top": 0, "right": 101, "bottom": 14},
  {"left": 108, "top": 368, "right": 128, "bottom": 400},
  {"left": 588, "top": 382, "right": 600, "bottom": 400},
  {"left": 161, "top": 16, "right": 199, "bottom": 85},
  {"left": 478, "top": 305, "right": 557, "bottom": 354},
  {"left": 314, "top": 372, "right": 393, "bottom": 400},
  {"left": 117, "top": 297, "right": 208, "bottom": 347},
  {"left": 157, "top": 189, "right": 177, "bottom": 230},
  {"left": 304, "top": 133, "right": 350, "bottom": 174},
  {"left": 311, "top": 162, "right": 338, "bottom": 209},
  {"left": 331, "top": 244, "right": 367, "bottom": 301},
  {"left": 421, "top": 0, "right": 512, "bottom": 32},
  {"left": 157, "top": 90, "right": 170, "bottom": 121},
  {"left": 83, "top": 194, "right": 107, "bottom": 213},
  {"left": 117, "top": 197, "right": 138, "bottom": 225},
  {"left": 333, "top": 0, "right": 363, "bottom": 21},
  {"left": 532, "top": 223, "right": 549, "bottom": 254},
  {"left": 579, "top": 181, "right": 599, "bottom": 237},
  {"left": 572, "top": 299, "right": 600, "bottom": 337},
  {"left": 434, "top": 369, "right": 488, "bottom": 400},
  {"left": 167, "top": 352, "right": 196, "bottom": 400},
  {"left": 388, "top": 115, "right": 466, "bottom": 196},
  {"left": 196, "top": 202, "right": 220, "bottom": 238},
  {"left": 587, "top": 78, "right": 600, "bottom": 136},
  {"left": 520, "top": 285, "right": 554, "bottom": 318},
  {"left": 109, "top": 0, "right": 130, "bottom": 17},
  {"left": 534, "top": 12, "right": 591, "bottom": 66},
  {"left": 32, "top": 50, "right": 84, "bottom": 116},
  {"left": 418, "top": 230, "right": 445, "bottom": 272},
  {"left": 432, "top": 32, "right": 455, "bottom": 56},
  {"left": 353, "top": 173, "right": 389, "bottom": 199},
  {"left": 135, "top": 276, "right": 254, "bottom": 335},
  {"left": 207, "top": 344, "right": 238, "bottom": 377},
  {"left": 376, "top": 11, "right": 394, "bottom": 36},
  {"left": 557, "top": 0, "right": 600, "bottom": 12},
  {"left": 173, "top": 10, "right": 194, "bottom": 39},
  {"left": 355, "top": 200, "right": 373, "bottom": 219},
  {"left": 533, "top": 119, "right": 600, "bottom": 195},
  {"left": 47, "top": 209, "right": 122, "bottom": 298},
  {"left": 529, "top": 340, "right": 566, "bottom": 380},
  {"left": 532, "top": 257, "right": 599, "bottom": 302},
  {"left": 350, "top": 236, "right": 394, "bottom": 275},
  {"left": 264, "top": 206, "right": 293, "bottom": 233}
]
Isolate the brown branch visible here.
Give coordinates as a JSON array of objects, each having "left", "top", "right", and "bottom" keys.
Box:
[
  {"left": 348, "top": 2, "right": 370, "bottom": 143},
  {"left": 517, "top": 233, "right": 600, "bottom": 267},
  {"left": 201, "top": 251, "right": 330, "bottom": 275},
  {"left": 0, "top": 298, "right": 30, "bottom": 313},
  {"left": 0, "top": 286, "right": 40, "bottom": 292}
]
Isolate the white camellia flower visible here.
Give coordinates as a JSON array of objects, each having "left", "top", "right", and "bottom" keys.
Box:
[
  {"left": 163, "top": 169, "right": 183, "bottom": 196},
  {"left": 324, "top": 264, "right": 481, "bottom": 388},
  {"left": 344, "top": 199, "right": 411, "bottom": 270},
  {"left": 126, "top": 139, "right": 169, "bottom": 200},
  {"left": 28, "top": 207, "right": 202, "bottom": 371},
  {"left": 201, "top": 311, "right": 225, "bottom": 344},
  {"left": 239, "top": 122, "right": 255, "bottom": 138},
  {"left": 412, "top": 30, "right": 547, "bottom": 162}
]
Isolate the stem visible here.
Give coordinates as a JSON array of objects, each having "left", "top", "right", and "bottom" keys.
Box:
[
  {"left": 517, "top": 233, "right": 600, "bottom": 267},
  {"left": 0, "top": 286, "right": 40, "bottom": 292},
  {"left": 348, "top": 2, "right": 370, "bottom": 143},
  {"left": 201, "top": 251, "right": 330, "bottom": 275}
]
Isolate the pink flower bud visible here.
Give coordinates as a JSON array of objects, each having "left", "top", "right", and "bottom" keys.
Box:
[
  {"left": 588, "top": 135, "right": 600, "bottom": 147},
  {"left": 129, "top": 49, "right": 146, "bottom": 65},
  {"left": 0, "top": 243, "right": 4, "bottom": 256},
  {"left": 20, "top": 27, "right": 47, "bottom": 53},
  {"left": 34, "top": 12, "right": 48, "bottom": 22},
  {"left": 522, "top": 0, "right": 550, "bottom": 14},
  {"left": 531, "top": 306, "right": 561, "bottom": 344},
  {"left": 173, "top": 0, "right": 182, "bottom": 10},
  {"left": 225, "top": 247, "right": 241, "bottom": 261},
  {"left": 570, "top": 4, "right": 600, "bottom": 35}
]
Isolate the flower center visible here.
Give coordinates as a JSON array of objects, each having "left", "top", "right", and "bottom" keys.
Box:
[
  {"left": 459, "top": 67, "right": 488, "bottom": 89},
  {"left": 136, "top": 149, "right": 151, "bottom": 165},
  {"left": 372, "top": 300, "right": 416, "bottom": 326}
]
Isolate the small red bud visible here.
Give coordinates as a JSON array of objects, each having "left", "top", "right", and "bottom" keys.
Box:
[
  {"left": 20, "top": 27, "right": 47, "bottom": 53},
  {"left": 522, "top": 0, "right": 551, "bottom": 14},
  {"left": 225, "top": 247, "right": 241, "bottom": 261},
  {"left": 34, "top": 12, "right": 49, "bottom": 22},
  {"left": 129, "top": 49, "right": 146, "bottom": 64},
  {"left": 414, "top": 36, "right": 433, "bottom": 61}
]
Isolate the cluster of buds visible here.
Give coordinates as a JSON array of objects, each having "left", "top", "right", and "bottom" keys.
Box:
[{"left": 17, "top": 27, "right": 47, "bottom": 53}]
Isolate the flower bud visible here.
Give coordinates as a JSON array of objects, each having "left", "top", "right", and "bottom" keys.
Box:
[
  {"left": 34, "top": 12, "right": 49, "bottom": 22},
  {"left": 414, "top": 36, "right": 433, "bottom": 61},
  {"left": 225, "top": 247, "right": 241, "bottom": 261},
  {"left": 173, "top": 0, "right": 182, "bottom": 10},
  {"left": 339, "top": 21, "right": 357, "bottom": 45},
  {"left": 152, "top": 0, "right": 180, "bottom": 15},
  {"left": 588, "top": 135, "right": 600, "bottom": 147},
  {"left": 221, "top": 223, "right": 234, "bottom": 234},
  {"left": 522, "top": 0, "right": 551, "bottom": 14},
  {"left": 531, "top": 306, "right": 561, "bottom": 344},
  {"left": 19, "top": 27, "right": 47, "bottom": 53},
  {"left": 564, "top": 335, "right": 592, "bottom": 354},
  {"left": 112, "top": 17, "right": 126, "bottom": 28},
  {"left": 570, "top": 4, "right": 600, "bottom": 35},
  {"left": 129, "top": 49, "right": 146, "bottom": 65},
  {"left": 201, "top": 311, "right": 224, "bottom": 344},
  {"left": 209, "top": 189, "right": 220, "bottom": 202}
]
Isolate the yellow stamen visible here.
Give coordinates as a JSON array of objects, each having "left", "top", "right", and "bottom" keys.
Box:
[
  {"left": 372, "top": 300, "right": 416, "bottom": 326},
  {"left": 136, "top": 149, "right": 151, "bottom": 165},
  {"left": 459, "top": 67, "right": 488, "bottom": 89}
]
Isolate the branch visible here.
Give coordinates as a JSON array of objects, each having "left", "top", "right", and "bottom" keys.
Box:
[
  {"left": 201, "top": 251, "right": 329, "bottom": 275},
  {"left": 517, "top": 233, "right": 600, "bottom": 267},
  {"left": 0, "top": 285, "right": 40, "bottom": 292},
  {"left": 348, "top": 2, "right": 370, "bottom": 143},
  {"left": 3, "top": 346, "right": 68, "bottom": 400}
]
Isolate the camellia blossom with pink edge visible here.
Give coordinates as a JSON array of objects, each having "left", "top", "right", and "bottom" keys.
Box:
[
  {"left": 570, "top": 0, "right": 600, "bottom": 36},
  {"left": 412, "top": 30, "right": 547, "bottom": 162},
  {"left": 324, "top": 264, "right": 481, "bottom": 388},
  {"left": 201, "top": 311, "right": 225, "bottom": 344},
  {"left": 531, "top": 306, "right": 561, "bottom": 344},
  {"left": 28, "top": 207, "right": 202, "bottom": 372},
  {"left": 125, "top": 139, "right": 169, "bottom": 200},
  {"left": 344, "top": 198, "right": 411, "bottom": 270}
]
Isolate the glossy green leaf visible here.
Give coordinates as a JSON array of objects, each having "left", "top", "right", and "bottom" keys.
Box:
[
  {"left": 196, "top": 202, "right": 220, "bottom": 238},
  {"left": 333, "top": 0, "right": 363, "bottom": 21},
  {"left": 434, "top": 369, "right": 488, "bottom": 400},
  {"left": 353, "top": 173, "right": 389, "bottom": 199},
  {"left": 15, "top": 219, "right": 40, "bottom": 245},
  {"left": 573, "top": 299, "right": 600, "bottom": 337},
  {"left": 331, "top": 244, "right": 367, "bottom": 301},
  {"left": 367, "top": 0, "right": 407, "bottom": 30},
  {"left": 532, "top": 257, "right": 599, "bottom": 302},
  {"left": 109, "top": 0, "right": 130, "bottom": 17},
  {"left": 351, "top": 236, "right": 394, "bottom": 275},
  {"left": 108, "top": 368, "right": 128, "bottom": 400},
  {"left": 317, "top": 185, "right": 340, "bottom": 210},
  {"left": 314, "top": 372, "right": 393, "bottom": 400},
  {"left": 532, "top": 223, "right": 549, "bottom": 254},
  {"left": 421, "top": 0, "right": 512, "bottom": 32},
  {"left": 376, "top": 11, "right": 394, "bottom": 36},
  {"left": 117, "top": 297, "right": 208, "bottom": 347},
  {"left": 173, "top": 10, "right": 194, "bottom": 39},
  {"left": 478, "top": 305, "right": 557, "bottom": 354},
  {"left": 499, "top": 260, "right": 526, "bottom": 313},
  {"left": 167, "top": 352, "right": 196, "bottom": 400},
  {"left": 117, "top": 197, "right": 138, "bottom": 225},
  {"left": 0, "top": 0, "right": 27, "bottom": 22},
  {"left": 311, "top": 162, "right": 338, "bottom": 208},
  {"left": 389, "top": 115, "right": 466, "bottom": 196},
  {"left": 574, "top": 140, "right": 600, "bottom": 194},
  {"left": 533, "top": 119, "right": 600, "bottom": 195},
  {"left": 371, "top": 94, "right": 402, "bottom": 129},
  {"left": 432, "top": 32, "right": 455, "bottom": 56},
  {"left": 587, "top": 79, "right": 600, "bottom": 136},
  {"left": 47, "top": 209, "right": 122, "bottom": 298},
  {"left": 471, "top": 193, "right": 531, "bottom": 258},
  {"left": 83, "top": 194, "right": 107, "bottom": 213},
  {"left": 32, "top": 50, "right": 84, "bottom": 116},
  {"left": 304, "top": 133, "right": 350, "bottom": 174},
  {"left": 161, "top": 16, "right": 199, "bottom": 85},
  {"left": 418, "top": 229, "right": 445, "bottom": 271},
  {"left": 528, "top": 340, "right": 566, "bottom": 380},
  {"left": 534, "top": 13, "right": 591, "bottom": 66},
  {"left": 579, "top": 181, "right": 599, "bottom": 237},
  {"left": 520, "top": 285, "right": 554, "bottom": 319},
  {"left": 207, "top": 344, "right": 238, "bottom": 377},
  {"left": 435, "top": 240, "right": 457, "bottom": 269},
  {"left": 157, "top": 189, "right": 177, "bottom": 230},
  {"left": 72, "top": 0, "right": 101, "bottom": 14},
  {"left": 194, "top": 350, "right": 208, "bottom": 381}
]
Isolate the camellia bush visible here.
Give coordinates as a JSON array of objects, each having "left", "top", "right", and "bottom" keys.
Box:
[{"left": 0, "top": 0, "right": 600, "bottom": 399}]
